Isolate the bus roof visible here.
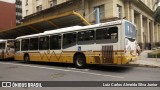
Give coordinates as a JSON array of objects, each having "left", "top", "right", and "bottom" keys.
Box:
[
  {"left": 0, "top": 39, "right": 6, "bottom": 43},
  {"left": 16, "top": 19, "right": 131, "bottom": 39}
]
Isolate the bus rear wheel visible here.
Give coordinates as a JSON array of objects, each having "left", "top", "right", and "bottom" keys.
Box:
[
  {"left": 74, "top": 54, "right": 86, "bottom": 68},
  {"left": 24, "top": 54, "right": 30, "bottom": 63}
]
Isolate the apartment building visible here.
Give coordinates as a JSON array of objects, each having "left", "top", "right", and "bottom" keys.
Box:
[
  {"left": 21, "top": 0, "right": 160, "bottom": 50},
  {"left": 22, "top": 0, "right": 69, "bottom": 17},
  {"left": 0, "top": 1, "right": 16, "bottom": 30},
  {"left": 16, "top": 0, "right": 22, "bottom": 25}
]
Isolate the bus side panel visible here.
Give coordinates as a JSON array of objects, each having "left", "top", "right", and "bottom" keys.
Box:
[
  {"left": 28, "top": 52, "right": 61, "bottom": 62},
  {"left": 49, "top": 50, "right": 63, "bottom": 63},
  {"left": 85, "top": 51, "right": 129, "bottom": 65},
  {"left": 61, "top": 51, "right": 73, "bottom": 63},
  {"left": 29, "top": 52, "right": 42, "bottom": 62},
  {"left": 86, "top": 51, "right": 101, "bottom": 64},
  {"left": 50, "top": 54, "right": 61, "bottom": 62},
  {"left": 4, "top": 53, "right": 14, "bottom": 59},
  {"left": 14, "top": 52, "right": 24, "bottom": 60}
]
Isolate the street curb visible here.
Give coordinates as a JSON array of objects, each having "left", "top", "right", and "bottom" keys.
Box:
[{"left": 128, "top": 63, "right": 160, "bottom": 68}]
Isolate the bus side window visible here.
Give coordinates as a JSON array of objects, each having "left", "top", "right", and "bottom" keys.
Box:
[
  {"left": 50, "top": 35, "right": 61, "bottom": 50},
  {"left": 63, "top": 32, "right": 76, "bottom": 49},
  {"left": 29, "top": 37, "right": 38, "bottom": 50},
  {"left": 96, "top": 28, "right": 108, "bottom": 40},
  {"left": 96, "top": 27, "right": 118, "bottom": 43},
  {"left": 21, "top": 39, "right": 29, "bottom": 51},
  {"left": 77, "top": 30, "right": 94, "bottom": 45},
  {"left": 108, "top": 27, "right": 118, "bottom": 41},
  {"left": 15, "top": 41, "right": 20, "bottom": 51},
  {"left": 39, "top": 36, "right": 49, "bottom": 50},
  {"left": 0, "top": 43, "right": 5, "bottom": 49}
]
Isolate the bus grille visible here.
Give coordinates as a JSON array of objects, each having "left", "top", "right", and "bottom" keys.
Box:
[{"left": 102, "top": 45, "right": 113, "bottom": 64}]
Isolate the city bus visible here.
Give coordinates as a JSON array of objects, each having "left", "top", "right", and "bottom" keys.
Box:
[
  {"left": 0, "top": 39, "right": 15, "bottom": 59},
  {"left": 14, "top": 19, "right": 138, "bottom": 68}
]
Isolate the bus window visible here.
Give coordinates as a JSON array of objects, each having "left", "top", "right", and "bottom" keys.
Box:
[
  {"left": 7, "top": 40, "right": 15, "bottom": 49},
  {"left": 39, "top": 36, "right": 49, "bottom": 50},
  {"left": 78, "top": 30, "right": 94, "bottom": 44},
  {"left": 0, "top": 43, "right": 5, "bottom": 49},
  {"left": 29, "top": 38, "right": 38, "bottom": 50},
  {"left": 21, "top": 39, "right": 29, "bottom": 51},
  {"left": 63, "top": 32, "right": 76, "bottom": 49},
  {"left": 109, "top": 27, "right": 118, "bottom": 40},
  {"left": 15, "top": 41, "right": 20, "bottom": 51},
  {"left": 50, "top": 35, "right": 61, "bottom": 50},
  {"left": 96, "top": 27, "right": 118, "bottom": 43}
]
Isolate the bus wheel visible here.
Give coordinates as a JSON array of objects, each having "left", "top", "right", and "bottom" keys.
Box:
[
  {"left": 74, "top": 54, "right": 86, "bottom": 68},
  {"left": 24, "top": 54, "right": 30, "bottom": 63}
]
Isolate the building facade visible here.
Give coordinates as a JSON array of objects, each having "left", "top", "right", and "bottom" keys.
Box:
[
  {"left": 22, "top": 0, "right": 69, "bottom": 17},
  {"left": 22, "top": 0, "right": 160, "bottom": 50},
  {"left": 0, "top": 1, "right": 16, "bottom": 30},
  {"left": 16, "top": 0, "right": 22, "bottom": 25}
]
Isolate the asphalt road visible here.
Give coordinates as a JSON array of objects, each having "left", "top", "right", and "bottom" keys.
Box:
[{"left": 0, "top": 60, "right": 160, "bottom": 90}]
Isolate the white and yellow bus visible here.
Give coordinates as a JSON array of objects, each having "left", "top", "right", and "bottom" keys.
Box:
[
  {"left": 0, "top": 39, "right": 15, "bottom": 59},
  {"left": 14, "top": 19, "right": 138, "bottom": 68}
]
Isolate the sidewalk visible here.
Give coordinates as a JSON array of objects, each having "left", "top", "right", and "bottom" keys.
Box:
[{"left": 129, "top": 50, "right": 160, "bottom": 68}]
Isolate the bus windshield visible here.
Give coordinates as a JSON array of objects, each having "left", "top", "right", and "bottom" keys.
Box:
[
  {"left": 0, "top": 42, "right": 5, "bottom": 49},
  {"left": 125, "top": 22, "right": 136, "bottom": 39},
  {"left": 7, "top": 41, "right": 15, "bottom": 48}
]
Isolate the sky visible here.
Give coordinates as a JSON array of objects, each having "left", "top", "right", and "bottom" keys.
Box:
[{"left": 0, "top": 0, "right": 15, "bottom": 3}]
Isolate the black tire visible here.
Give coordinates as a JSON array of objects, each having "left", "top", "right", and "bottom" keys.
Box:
[
  {"left": 24, "top": 54, "right": 30, "bottom": 63},
  {"left": 74, "top": 54, "right": 86, "bottom": 68}
]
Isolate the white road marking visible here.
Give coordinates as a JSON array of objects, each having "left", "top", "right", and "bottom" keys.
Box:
[
  {"left": 0, "top": 62, "right": 124, "bottom": 79},
  {"left": 67, "top": 67, "right": 89, "bottom": 71}
]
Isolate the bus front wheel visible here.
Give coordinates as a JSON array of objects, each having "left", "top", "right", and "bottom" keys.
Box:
[
  {"left": 74, "top": 54, "right": 86, "bottom": 68},
  {"left": 24, "top": 54, "right": 30, "bottom": 63}
]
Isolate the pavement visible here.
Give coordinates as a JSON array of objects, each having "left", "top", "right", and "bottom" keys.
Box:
[
  {"left": 129, "top": 50, "right": 160, "bottom": 68},
  {"left": 0, "top": 52, "right": 160, "bottom": 90},
  {"left": 0, "top": 60, "right": 160, "bottom": 90}
]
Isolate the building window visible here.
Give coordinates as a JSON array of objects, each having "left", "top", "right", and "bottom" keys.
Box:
[
  {"left": 26, "top": 0, "right": 28, "bottom": 6},
  {"left": 134, "top": 11, "right": 139, "bottom": 25},
  {"left": 117, "top": 5, "right": 122, "bottom": 18},
  {"left": 94, "top": 5, "right": 105, "bottom": 20},
  {"left": 26, "top": 10, "right": 28, "bottom": 15},
  {"left": 36, "top": 5, "right": 42, "bottom": 12},
  {"left": 49, "top": 0, "right": 57, "bottom": 7}
]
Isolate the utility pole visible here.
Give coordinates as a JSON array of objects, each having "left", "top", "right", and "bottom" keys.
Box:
[{"left": 95, "top": 8, "right": 100, "bottom": 24}]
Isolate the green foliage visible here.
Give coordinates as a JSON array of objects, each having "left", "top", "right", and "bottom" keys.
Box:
[
  {"left": 148, "top": 51, "right": 160, "bottom": 58},
  {"left": 155, "top": 42, "right": 160, "bottom": 47},
  {"left": 154, "top": 6, "right": 160, "bottom": 23}
]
